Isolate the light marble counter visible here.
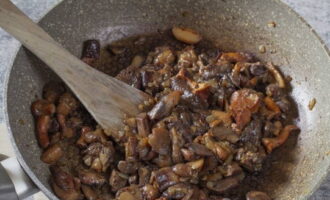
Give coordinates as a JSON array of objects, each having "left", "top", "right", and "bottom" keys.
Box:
[{"left": 0, "top": 0, "right": 329, "bottom": 199}]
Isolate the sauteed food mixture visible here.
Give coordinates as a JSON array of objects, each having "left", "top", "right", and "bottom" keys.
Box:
[{"left": 31, "top": 28, "right": 298, "bottom": 200}]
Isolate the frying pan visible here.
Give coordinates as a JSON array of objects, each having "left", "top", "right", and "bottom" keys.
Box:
[{"left": 1, "top": 0, "right": 329, "bottom": 199}]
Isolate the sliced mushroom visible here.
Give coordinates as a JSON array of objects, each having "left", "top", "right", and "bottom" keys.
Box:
[
  {"left": 154, "top": 47, "right": 175, "bottom": 66},
  {"left": 148, "top": 91, "right": 182, "bottom": 120},
  {"left": 206, "top": 176, "right": 240, "bottom": 194},
  {"left": 235, "top": 148, "right": 266, "bottom": 172},
  {"left": 264, "top": 96, "right": 281, "bottom": 113},
  {"left": 262, "top": 125, "right": 299, "bottom": 153},
  {"left": 206, "top": 110, "right": 232, "bottom": 128},
  {"left": 41, "top": 143, "right": 63, "bottom": 164},
  {"left": 172, "top": 27, "right": 202, "bottom": 44},
  {"left": 172, "top": 159, "right": 204, "bottom": 177},
  {"left": 266, "top": 62, "right": 285, "bottom": 88},
  {"left": 170, "top": 128, "right": 185, "bottom": 163},
  {"left": 187, "top": 143, "right": 213, "bottom": 156},
  {"left": 220, "top": 52, "right": 254, "bottom": 63},
  {"left": 136, "top": 112, "right": 151, "bottom": 137},
  {"left": 78, "top": 170, "right": 106, "bottom": 186},
  {"left": 31, "top": 99, "right": 56, "bottom": 117},
  {"left": 230, "top": 89, "right": 261, "bottom": 129},
  {"left": 51, "top": 179, "right": 81, "bottom": 200},
  {"left": 163, "top": 183, "right": 192, "bottom": 199},
  {"left": 141, "top": 184, "right": 160, "bottom": 200},
  {"left": 125, "top": 136, "right": 139, "bottom": 161},
  {"left": 148, "top": 127, "right": 171, "bottom": 155},
  {"left": 223, "top": 162, "right": 243, "bottom": 177},
  {"left": 181, "top": 148, "right": 197, "bottom": 161},
  {"left": 81, "top": 39, "right": 100, "bottom": 66},
  {"left": 265, "top": 83, "right": 283, "bottom": 98},
  {"left": 50, "top": 165, "right": 75, "bottom": 190},
  {"left": 246, "top": 191, "right": 271, "bottom": 200},
  {"left": 131, "top": 55, "right": 145, "bottom": 67},
  {"left": 210, "top": 126, "right": 239, "bottom": 144},
  {"left": 117, "top": 161, "right": 139, "bottom": 174},
  {"left": 202, "top": 133, "right": 232, "bottom": 161},
  {"left": 116, "top": 185, "right": 143, "bottom": 200},
  {"left": 36, "top": 115, "right": 51, "bottom": 148},
  {"left": 153, "top": 167, "right": 180, "bottom": 191}
]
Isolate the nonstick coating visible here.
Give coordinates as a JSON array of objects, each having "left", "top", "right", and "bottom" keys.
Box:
[{"left": 4, "top": 0, "right": 330, "bottom": 199}]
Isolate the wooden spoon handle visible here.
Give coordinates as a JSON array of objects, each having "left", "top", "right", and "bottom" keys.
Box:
[{"left": 0, "top": 0, "right": 149, "bottom": 130}]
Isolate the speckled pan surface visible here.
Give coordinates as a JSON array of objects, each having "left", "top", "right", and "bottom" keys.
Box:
[{"left": 4, "top": 0, "right": 330, "bottom": 199}]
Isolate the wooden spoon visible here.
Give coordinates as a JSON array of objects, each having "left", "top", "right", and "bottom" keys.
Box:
[{"left": 0, "top": 0, "right": 149, "bottom": 130}]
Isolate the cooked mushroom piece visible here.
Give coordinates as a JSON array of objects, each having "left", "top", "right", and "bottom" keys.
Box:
[
  {"left": 230, "top": 89, "right": 261, "bottom": 129},
  {"left": 116, "top": 185, "right": 143, "bottom": 200},
  {"left": 202, "top": 133, "right": 232, "bottom": 161},
  {"left": 187, "top": 143, "right": 213, "bottom": 156},
  {"left": 170, "top": 128, "right": 185, "bottom": 163},
  {"left": 78, "top": 170, "right": 106, "bottom": 186},
  {"left": 50, "top": 165, "right": 75, "bottom": 191},
  {"left": 210, "top": 126, "right": 239, "bottom": 144},
  {"left": 81, "top": 39, "right": 100, "bottom": 66},
  {"left": 117, "top": 160, "right": 139, "bottom": 174},
  {"left": 172, "top": 27, "right": 202, "bottom": 44},
  {"left": 206, "top": 176, "right": 240, "bottom": 193},
  {"left": 36, "top": 115, "right": 51, "bottom": 148},
  {"left": 141, "top": 184, "right": 160, "bottom": 200},
  {"left": 153, "top": 167, "right": 180, "bottom": 191},
  {"left": 223, "top": 162, "right": 243, "bottom": 177},
  {"left": 246, "top": 191, "right": 271, "bottom": 200},
  {"left": 266, "top": 62, "right": 285, "bottom": 88},
  {"left": 148, "top": 127, "right": 171, "bottom": 155},
  {"left": 262, "top": 125, "right": 299, "bottom": 153},
  {"left": 136, "top": 112, "right": 151, "bottom": 137},
  {"left": 41, "top": 143, "right": 63, "bottom": 164},
  {"left": 163, "top": 183, "right": 192, "bottom": 199},
  {"left": 51, "top": 179, "right": 81, "bottom": 200},
  {"left": 172, "top": 159, "right": 204, "bottom": 177},
  {"left": 31, "top": 99, "right": 56, "bottom": 117},
  {"left": 125, "top": 136, "right": 139, "bottom": 161},
  {"left": 154, "top": 47, "right": 175, "bottom": 66},
  {"left": 220, "top": 52, "right": 254, "bottom": 63},
  {"left": 206, "top": 110, "right": 232, "bottom": 128},
  {"left": 148, "top": 90, "right": 182, "bottom": 120}
]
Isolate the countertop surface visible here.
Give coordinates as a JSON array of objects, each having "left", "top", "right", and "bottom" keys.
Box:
[{"left": 0, "top": 0, "right": 329, "bottom": 199}]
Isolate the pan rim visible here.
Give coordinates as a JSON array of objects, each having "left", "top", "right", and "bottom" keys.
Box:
[{"left": 2, "top": 0, "right": 330, "bottom": 199}]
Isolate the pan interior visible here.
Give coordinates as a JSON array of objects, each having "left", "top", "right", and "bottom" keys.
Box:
[{"left": 6, "top": 0, "right": 330, "bottom": 199}]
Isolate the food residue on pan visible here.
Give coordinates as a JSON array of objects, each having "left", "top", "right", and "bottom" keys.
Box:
[
  {"left": 267, "top": 21, "right": 276, "bottom": 28},
  {"left": 308, "top": 98, "right": 316, "bottom": 110},
  {"left": 258, "top": 45, "right": 266, "bottom": 53},
  {"left": 31, "top": 27, "right": 299, "bottom": 200}
]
